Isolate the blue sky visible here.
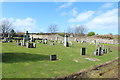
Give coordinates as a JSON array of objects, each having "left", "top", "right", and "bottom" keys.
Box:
[{"left": 1, "top": 2, "right": 118, "bottom": 34}]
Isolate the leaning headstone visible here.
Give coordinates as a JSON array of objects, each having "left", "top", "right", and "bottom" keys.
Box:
[
  {"left": 81, "top": 47, "right": 86, "bottom": 55},
  {"left": 33, "top": 43, "right": 36, "bottom": 48},
  {"left": 50, "top": 55, "right": 57, "bottom": 61}
]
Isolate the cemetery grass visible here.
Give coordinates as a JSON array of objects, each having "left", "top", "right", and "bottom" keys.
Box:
[{"left": 2, "top": 41, "right": 118, "bottom": 78}]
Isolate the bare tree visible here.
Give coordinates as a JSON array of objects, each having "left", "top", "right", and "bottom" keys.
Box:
[
  {"left": 67, "top": 26, "right": 74, "bottom": 36},
  {"left": 0, "top": 19, "right": 13, "bottom": 37},
  {"left": 74, "top": 25, "right": 88, "bottom": 36},
  {"left": 48, "top": 24, "right": 58, "bottom": 34},
  {"left": 67, "top": 26, "right": 74, "bottom": 34}
]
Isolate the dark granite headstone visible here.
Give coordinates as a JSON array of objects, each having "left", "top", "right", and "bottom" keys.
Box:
[
  {"left": 96, "top": 49, "right": 98, "bottom": 55},
  {"left": 98, "top": 47, "right": 102, "bottom": 56},
  {"left": 81, "top": 47, "right": 86, "bottom": 55},
  {"left": 30, "top": 43, "right": 33, "bottom": 48},
  {"left": 50, "top": 55, "right": 57, "bottom": 61}
]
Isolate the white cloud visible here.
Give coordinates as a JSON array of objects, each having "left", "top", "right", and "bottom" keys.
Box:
[
  {"left": 58, "top": 2, "right": 72, "bottom": 9},
  {"left": 1, "top": 17, "right": 40, "bottom": 33},
  {"left": 69, "top": 8, "right": 78, "bottom": 16},
  {"left": 86, "top": 8, "right": 118, "bottom": 30},
  {"left": 68, "top": 11, "right": 95, "bottom": 23},
  {"left": 100, "top": 3, "right": 113, "bottom": 9},
  {"left": 61, "top": 8, "right": 78, "bottom": 16}
]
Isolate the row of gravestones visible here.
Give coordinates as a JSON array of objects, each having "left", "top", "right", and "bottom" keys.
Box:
[
  {"left": 17, "top": 42, "right": 36, "bottom": 48},
  {"left": 81, "top": 47, "right": 112, "bottom": 56},
  {"left": 2, "top": 37, "right": 13, "bottom": 43},
  {"left": 50, "top": 46, "right": 112, "bottom": 61}
]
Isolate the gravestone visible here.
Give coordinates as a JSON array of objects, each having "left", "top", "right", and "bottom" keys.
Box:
[
  {"left": 102, "top": 49, "right": 106, "bottom": 54},
  {"left": 50, "top": 55, "right": 57, "bottom": 61},
  {"left": 4, "top": 38, "right": 7, "bottom": 42},
  {"left": 25, "top": 31, "right": 30, "bottom": 41},
  {"left": 8, "top": 40, "right": 12, "bottom": 42},
  {"left": 30, "top": 43, "right": 33, "bottom": 48},
  {"left": 30, "top": 37, "right": 35, "bottom": 42},
  {"left": 22, "top": 37, "right": 26, "bottom": 46},
  {"left": 43, "top": 39, "right": 47, "bottom": 44},
  {"left": 98, "top": 47, "right": 102, "bottom": 56},
  {"left": 81, "top": 40, "right": 86, "bottom": 44},
  {"left": 105, "top": 49, "right": 107, "bottom": 53},
  {"left": 81, "top": 47, "right": 86, "bottom": 55},
  {"left": 95, "top": 49, "right": 99, "bottom": 55},
  {"left": 26, "top": 42, "right": 30, "bottom": 48},
  {"left": 8, "top": 34, "right": 10, "bottom": 41},
  {"left": 56, "top": 37, "right": 58, "bottom": 41},
  {"left": 33, "top": 43, "right": 36, "bottom": 48},
  {"left": 21, "top": 42, "right": 23, "bottom": 46},
  {"left": 64, "top": 34, "right": 69, "bottom": 47}
]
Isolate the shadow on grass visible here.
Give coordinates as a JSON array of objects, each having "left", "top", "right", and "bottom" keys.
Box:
[{"left": 2, "top": 53, "right": 50, "bottom": 63}]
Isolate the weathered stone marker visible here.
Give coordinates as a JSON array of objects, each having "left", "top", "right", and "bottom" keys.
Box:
[
  {"left": 56, "top": 37, "right": 58, "bottom": 41},
  {"left": 81, "top": 47, "right": 86, "bottom": 55},
  {"left": 22, "top": 37, "right": 26, "bottom": 46},
  {"left": 26, "top": 42, "right": 30, "bottom": 48},
  {"left": 64, "top": 34, "right": 69, "bottom": 47},
  {"left": 33, "top": 43, "right": 36, "bottom": 48},
  {"left": 50, "top": 55, "right": 57, "bottom": 61}
]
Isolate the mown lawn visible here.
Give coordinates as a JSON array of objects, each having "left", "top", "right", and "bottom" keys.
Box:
[{"left": 1, "top": 41, "right": 118, "bottom": 78}]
